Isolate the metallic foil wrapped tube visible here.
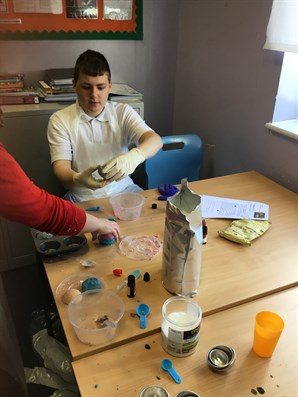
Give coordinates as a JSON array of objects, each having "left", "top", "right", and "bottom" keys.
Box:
[{"left": 162, "top": 179, "right": 202, "bottom": 296}]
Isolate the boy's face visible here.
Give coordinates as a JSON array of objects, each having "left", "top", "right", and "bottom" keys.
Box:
[{"left": 73, "top": 73, "right": 112, "bottom": 117}]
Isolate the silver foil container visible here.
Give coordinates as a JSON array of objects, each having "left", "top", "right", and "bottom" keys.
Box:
[
  {"left": 175, "top": 392, "right": 200, "bottom": 397},
  {"left": 139, "top": 385, "right": 170, "bottom": 397},
  {"left": 162, "top": 179, "right": 202, "bottom": 296}
]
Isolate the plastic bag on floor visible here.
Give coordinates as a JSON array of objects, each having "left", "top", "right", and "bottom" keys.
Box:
[
  {"left": 30, "top": 307, "right": 66, "bottom": 344},
  {"left": 32, "top": 329, "right": 73, "bottom": 382},
  {"left": 24, "top": 329, "right": 78, "bottom": 396},
  {"left": 24, "top": 367, "right": 71, "bottom": 390},
  {"left": 49, "top": 391, "right": 79, "bottom": 397}
]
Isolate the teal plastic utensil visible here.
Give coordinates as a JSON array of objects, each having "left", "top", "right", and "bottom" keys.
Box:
[{"left": 114, "top": 269, "right": 141, "bottom": 293}]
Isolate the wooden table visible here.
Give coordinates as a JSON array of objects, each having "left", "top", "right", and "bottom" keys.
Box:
[
  {"left": 72, "top": 286, "right": 298, "bottom": 397},
  {"left": 42, "top": 171, "right": 298, "bottom": 360}
]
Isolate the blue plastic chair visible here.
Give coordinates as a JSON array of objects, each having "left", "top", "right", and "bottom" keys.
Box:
[{"left": 144, "top": 134, "right": 203, "bottom": 189}]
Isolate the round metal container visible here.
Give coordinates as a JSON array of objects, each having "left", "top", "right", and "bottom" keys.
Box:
[
  {"left": 207, "top": 345, "right": 236, "bottom": 372},
  {"left": 175, "top": 391, "right": 200, "bottom": 397},
  {"left": 140, "top": 385, "right": 170, "bottom": 397}
]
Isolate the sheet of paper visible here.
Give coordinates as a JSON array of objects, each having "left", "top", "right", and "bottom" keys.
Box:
[
  {"left": 110, "top": 83, "right": 142, "bottom": 96},
  {"left": 13, "top": 0, "right": 62, "bottom": 14},
  {"left": 201, "top": 195, "right": 269, "bottom": 220},
  {"left": 103, "top": 0, "right": 132, "bottom": 20}
]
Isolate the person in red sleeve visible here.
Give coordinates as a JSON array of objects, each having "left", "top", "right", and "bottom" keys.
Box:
[
  {"left": 0, "top": 107, "right": 120, "bottom": 397},
  {"left": 0, "top": 107, "right": 120, "bottom": 241}
]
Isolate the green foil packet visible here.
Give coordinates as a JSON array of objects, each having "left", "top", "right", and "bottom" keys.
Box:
[{"left": 218, "top": 219, "right": 272, "bottom": 246}]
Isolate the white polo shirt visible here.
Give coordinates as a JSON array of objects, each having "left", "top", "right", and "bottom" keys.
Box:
[{"left": 48, "top": 100, "right": 151, "bottom": 202}]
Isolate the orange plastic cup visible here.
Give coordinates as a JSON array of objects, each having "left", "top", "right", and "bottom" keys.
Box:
[{"left": 253, "top": 311, "right": 284, "bottom": 357}]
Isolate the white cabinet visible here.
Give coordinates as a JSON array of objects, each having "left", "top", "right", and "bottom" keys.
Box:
[
  {"left": 1, "top": 103, "right": 68, "bottom": 196},
  {"left": 110, "top": 97, "right": 144, "bottom": 118}
]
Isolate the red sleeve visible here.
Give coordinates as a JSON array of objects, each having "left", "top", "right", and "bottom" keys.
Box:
[{"left": 0, "top": 143, "right": 86, "bottom": 235}]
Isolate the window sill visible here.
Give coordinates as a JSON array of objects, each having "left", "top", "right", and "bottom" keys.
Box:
[{"left": 265, "top": 119, "right": 298, "bottom": 141}]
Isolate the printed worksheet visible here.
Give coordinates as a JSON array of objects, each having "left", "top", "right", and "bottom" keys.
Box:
[
  {"left": 201, "top": 195, "right": 269, "bottom": 220},
  {"left": 13, "top": 0, "right": 62, "bottom": 14}
]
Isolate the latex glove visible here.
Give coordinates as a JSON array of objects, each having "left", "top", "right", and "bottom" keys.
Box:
[
  {"left": 73, "top": 165, "right": 109, "bottom": 190},
  {"left": 101, "top": 148, "right": 145, "bottom": 182},
  {"left": 158, "top": 184, "right": 179, "bottom": 201}
]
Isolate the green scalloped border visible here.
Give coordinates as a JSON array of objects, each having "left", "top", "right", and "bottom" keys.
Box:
[{"left": 0, "top": 0, "right": 143, "bottom": 40}]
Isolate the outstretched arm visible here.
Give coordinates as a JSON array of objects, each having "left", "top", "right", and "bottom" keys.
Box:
[
  {"left": 101, "top": 130, "right": 162, "bottom": 182},
  {"left": 136, "top": 130, "right": 163, "bottom": 159},
  {"left": 0, "top": 143, "right": 120, "bottom": 239}
]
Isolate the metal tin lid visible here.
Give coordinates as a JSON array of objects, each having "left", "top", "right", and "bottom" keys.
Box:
[
  {"left": 140, "top": 385, "right": 170, "bottom": 397},
  {"left": 175, "top": 391, "right": 200, "bottom": 397}
]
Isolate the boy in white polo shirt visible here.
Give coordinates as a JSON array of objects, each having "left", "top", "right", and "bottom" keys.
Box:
[{"left": 47, "top": 49, "right": 162, "bottom": 202}]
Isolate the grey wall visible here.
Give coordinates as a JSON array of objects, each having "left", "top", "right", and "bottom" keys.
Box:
[
  {"left": 0, "top": 0, "right": 180, "bottom": 134},
  {"left": 174, "top": 0, "right": 298, "bottom": 192},
  {"left": 0, "top": 0, "right": 297, "bottom": 192}
]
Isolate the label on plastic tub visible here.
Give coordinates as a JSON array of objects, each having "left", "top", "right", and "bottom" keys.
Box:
[{"left": 162, "top": 320, "right": 200, "bottom": 356}]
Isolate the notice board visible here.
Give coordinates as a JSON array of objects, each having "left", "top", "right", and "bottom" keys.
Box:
[{"left": 0, "top": 0, "right": 143, "bottom": 40}]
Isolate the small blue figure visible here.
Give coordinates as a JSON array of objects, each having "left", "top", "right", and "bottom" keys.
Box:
[
  {"left": 82, "top": 277, "right": 101, "bottom": 292},
  {"left": 158, "top": 184, "right": 179, "bottom": 201}
]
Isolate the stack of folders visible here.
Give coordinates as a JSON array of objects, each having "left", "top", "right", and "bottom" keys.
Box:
[
  {"left": 38, "top": 69, "right": 143, "bottom": 103},
  {"left": 109, "top": 83, "right": 143, "bottom": 101},
  {"left": 0, "top": 73, "right": 39, "bottom": 105},
  {"left": 38, "top": 68, "right": 77, "bottom": 102}
]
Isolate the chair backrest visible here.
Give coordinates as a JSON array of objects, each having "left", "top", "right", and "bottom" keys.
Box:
[{"left": 144, "top": 134, "right": 203, "bottom": 189}]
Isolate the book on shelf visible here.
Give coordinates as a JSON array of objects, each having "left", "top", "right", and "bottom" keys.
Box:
[
  {"left": 0, "top": 95, "right": 39, "bottom": 105},
  {"left": 0, "top": 86, "right": 24, "bottom": 92},
  {"left": 42, "top": 94, "right": 77, "bottom": 102},
  {"left": 45, "top": 68, "right": 74, "bottom": 85},
  {"left": 0, "top": 89, "right": 39, "bottom": 97},
  {"left": 109, "top": 83, "right": 143, "bottom": 99},
  {"left": 0, "top": 73, "right": 24, "bottom": 91},
  {"left": 0, "top": 73, "right": 39, "bottom": 104},
  {"left": 48, "top": 83, "right": 74, "bottom": 92},
  {"left": 39, "top": 80, "right": 75, "bottom": 95},
  {"left": 38, "top": 88, "right": 76, "bottom": 102},
  {"left": 0, "top": 73, "right": 24, "bottom": 83},
  {"left": 0, "top": 73, "right": 23, "bottom": 80},
  {"left": 0, "top": 84, "right": 39, "bottom": 104}
]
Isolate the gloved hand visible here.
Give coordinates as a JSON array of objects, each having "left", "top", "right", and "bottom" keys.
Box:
[
  {"left": 158, "top": 184, "right": 179, "bottom": 201},
  {"left": 101, "top": 148, "right": 145, "bottom": 182},
  {"left": 73, "top": 165, "right": 109, "bottom": 190}
]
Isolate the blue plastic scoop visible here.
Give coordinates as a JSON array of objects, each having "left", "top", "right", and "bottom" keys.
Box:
[
  {"left": 161, "top": 359, "right": 182, "bottom": 384},
  {"left": 136, "top": 303, "right": 150, "bottom": 329}
]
